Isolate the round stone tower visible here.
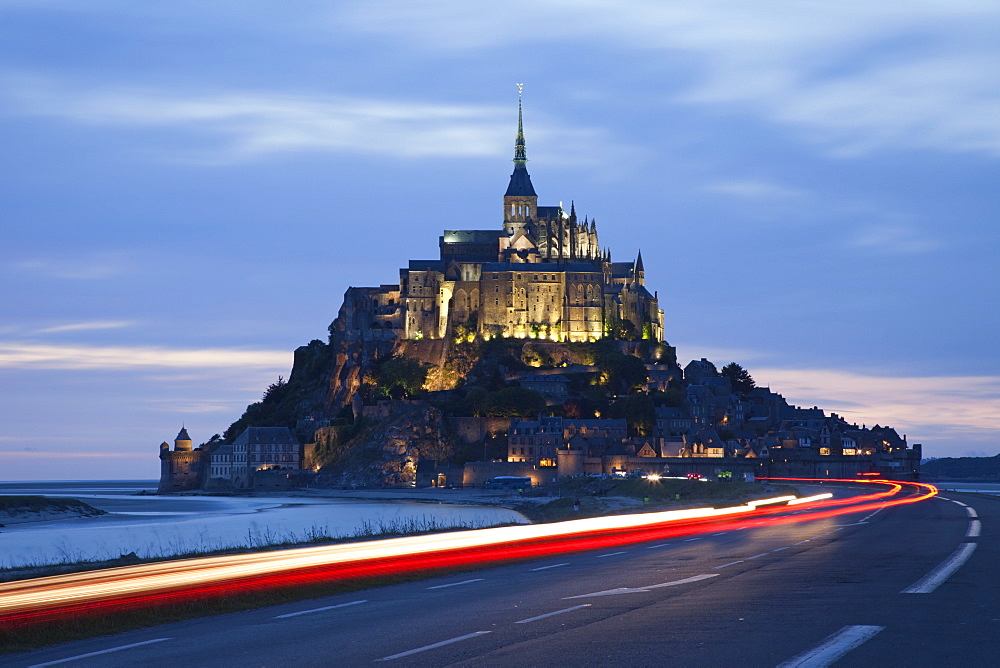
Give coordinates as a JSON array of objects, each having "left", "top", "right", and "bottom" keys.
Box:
[
  {"left": 174, "top": 426, "right": 193, "bottom": 451},
  {"left": 557, "top": 447, "right": 584, "bottom": 477}
]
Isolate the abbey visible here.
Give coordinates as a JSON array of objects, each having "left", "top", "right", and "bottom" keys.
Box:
[{"left": 343, "top": 99, "right": 664, "bottom": 344}]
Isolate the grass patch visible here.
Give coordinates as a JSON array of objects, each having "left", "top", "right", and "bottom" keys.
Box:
[{"left": 0, "top": 496, "right": 105, "bottom": 515}]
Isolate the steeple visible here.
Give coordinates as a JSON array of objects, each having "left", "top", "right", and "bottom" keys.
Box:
[
  {"left": 503, "top": 84, "right": 538, "bottom": 231},
  {"left": 514, "top": 94, "right": 527, "bottom": 164},
  {"left": 635, "top": 250, "right": 645, "bottom": 285}
]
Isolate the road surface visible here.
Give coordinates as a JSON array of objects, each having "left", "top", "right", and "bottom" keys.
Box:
[{"left": 7, "top": 486, "right": 995, "bottom": 666}]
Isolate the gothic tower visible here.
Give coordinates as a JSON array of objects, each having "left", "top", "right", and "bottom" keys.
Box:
[{"left": 503, "top": 89, "right": 537, "bottom": 234}]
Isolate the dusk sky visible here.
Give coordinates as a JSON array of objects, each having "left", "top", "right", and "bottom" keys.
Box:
[{"left": 2, "top": 1, "right": 998, "bottom": 481}]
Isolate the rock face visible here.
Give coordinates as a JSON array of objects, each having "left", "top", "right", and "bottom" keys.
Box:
[{"left": 317, "top": 401, "right": 454, "bottom": 487}]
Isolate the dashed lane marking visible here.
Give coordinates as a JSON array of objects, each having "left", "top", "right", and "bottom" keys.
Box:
[
  {"left": 426, "top": 578, "right": 484, "bottom": 590},
  {"left": 902, "top": 542, "right": 978, "bottom": 594},
  {"left": 966, "top": 507, "right": 978, "bottom": 518},
  {"left": 684, "top": 538, "right": 702, "bottom": 542},
  {"left": 597, "top": 551, "right": 627, "bottom": 558},
  {"left": 376, "top": 632, "right": 491, "bottom": 661},
  {"left": 531, "top": 563, "right": 570, "bottom": 571},
  {"left": 646, "top": 543, "right": 671, "bottom": 549},
  {"left": 714, "top": 560, "right": 744, "bottom": 569},
  {"left": 777, "top": 625, "right": 884, "bottom": 668},
  {"left": 746, "top": 553, "right": 769, "bottom": 560},
  {"left": 564, "top": 574, "right": 718, "bottom": 599},
  {"left": 772, "top": 547, "right": 788, "bottom": 552},
  {"left": 966, "top": 520, "right": 982, "bottom": 538},
  {"left": 515, "top": 604, "right": 592, "bottom": 624},
  {"left": 28, "top": 638, "right": 172, "bottom": 667},
  {"left": 274, "top": 600, "right": 366, "bottom": 619},
  {"left": 793, "top": 540, "right": 810, "bottom": 545}
]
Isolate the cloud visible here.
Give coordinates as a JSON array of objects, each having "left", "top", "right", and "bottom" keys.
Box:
[
  {"left": 849, "top": 224, "right": 941, "bottom": 254},
  {"left": 34, "top": 321, "right": 135, "bottom": 334},
  {"left": 339, "top": 1, "right": 1000, "bottom": 158},
  {"left": 0, "top": 76, "right": 612, "bottom": 164},
  {"left": 752, "top": 367, "right": 1000, "bottom": 442},
  {"left": 10, "top": 252, "right": 134, "bottom": 280},
  {"left": 0, "top": 342, "right": 289, "bottom": 370},
  {"left": 0, "top": 450, "right": 150, "bottom": 460}
]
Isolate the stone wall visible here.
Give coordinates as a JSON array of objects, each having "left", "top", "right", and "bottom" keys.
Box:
[
  {"left": 448, "top": 417, "right": 513, "bottom": 444},
  {"left": 462, "top": 461, "right": 556, "bottom": 487}
]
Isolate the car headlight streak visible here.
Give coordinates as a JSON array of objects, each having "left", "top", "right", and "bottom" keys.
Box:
[{"left": 0, "top": 479, "right": 935, "bottom": 626}]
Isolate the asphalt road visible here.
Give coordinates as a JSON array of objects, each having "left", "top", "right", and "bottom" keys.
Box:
[{"left": 7, "top": 487, "right": 995, "bottom": 667}]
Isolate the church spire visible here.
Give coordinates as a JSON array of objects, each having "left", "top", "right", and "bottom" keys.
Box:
[
  {"left": 514, "top": 85, "right": 527, "bottom": 165},
  {"left": 503, "top": 84, "right": 538, "bottom": 229}
]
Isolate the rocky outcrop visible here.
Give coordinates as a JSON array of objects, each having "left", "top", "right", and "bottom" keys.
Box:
[{"left": 318, "top": 401, "right": 456, "bottom": 487}]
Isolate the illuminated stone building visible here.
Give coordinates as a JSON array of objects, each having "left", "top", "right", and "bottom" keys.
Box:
[
  {"left": 341, "top": 97, "right": 664, "bottom": 344},
  {"left": 158, "top": 427, "right": 208, "bottom": 493}
]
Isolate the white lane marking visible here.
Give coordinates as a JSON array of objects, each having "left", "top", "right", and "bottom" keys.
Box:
[
  {"left": 564, "top": 573, "right": 718, "bottom": 599},
  {"left": 746, "top": 553, "right": 769, "bottom": 560},
  {"left": 274, "top": 599, "right": 366, "bottom": 619},
  {"left": 966, "top": 520, "right": 982, "bottom": 538},
  {"left": 426, "top": 578, "right": 484, "bottom": 590},
  {"left": 28, "top": 638, "right": 172, "bottom": 667},
  {"left": 515, "top": 604, "right": 592, "bottom": 623},
  {"left": 862, "top": 507, "right": 885, "bottom": 522},
  {"left": 966, "top": 507, "right": 978, "bottom": 518},
  {"left": 772, "top": 547, "right": 789, "bottom": 552},
  {"left": 777, "top": 625, "right": 884, "bottom": 668},
  {"left": 646, "top": 543, "right": 671, "bottom": 549},
  {"left": 531, "top": 563, "right": 570, "bottom": 571},
  {"left": 377, "top": 632, "right": 491, "bottom": 661},
  {"left": 902, "top": 542, "right": 978, "bottom": 594},
  {"left": 714, "top": 560, "right": 744, "bottom": 569},
  {"left": 597, "top": 551, "right": 627, "bottom": 558},
  {"left": 644, "top": 573, "right": 719, "bottom": 590},
  {"left": 938, "top": 496, "right": 952, "bottom": 501},
  {"left": 951, "top": 499, "right": 967, "bottom": 507},
  {"left": 713, "top": 532, "right": 728, "bottom": 536},
  {"left": 793, "top": 540, "right": 810, "bottom": 545},
  {"left": 684, "top": 538, "right": 702, "bottom": 542}
]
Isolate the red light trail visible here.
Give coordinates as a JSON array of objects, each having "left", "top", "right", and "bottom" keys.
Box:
[{"left": 0, "top": 479, "right": 935, "bottom": 629}]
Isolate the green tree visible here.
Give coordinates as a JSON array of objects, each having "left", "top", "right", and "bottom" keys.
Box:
[
  {"left": 374, "top": 357, "right": 428, "bottom": 397},
  {"left": 481, "top": 387, "right": 546, "bottom": 417},
  {"left": 598, "top": 352, "right": 648, "bottom": 394},
  {"left": 721, "top": 362, "right": 756, "bottom": 394},
  {"left": 623, "top": 393, "right": 657, "bottom": 436},
  {"left": 651, "top": 388, "right": 683, "bottom": 408}
]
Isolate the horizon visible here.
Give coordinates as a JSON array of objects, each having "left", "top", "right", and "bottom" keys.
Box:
[{"left": 2, "top": 2, "right": 998, "bottom": 481}]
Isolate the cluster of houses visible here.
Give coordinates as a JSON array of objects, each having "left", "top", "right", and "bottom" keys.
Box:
[
  {"left": 158, "top": 355, "right": 921, "bottom": 492},
  {"left": 158, "top": 426, "right": 308, "bottom": 493},
  {"left": 433, "top": 357, "right": 921, "bottom": 488}
]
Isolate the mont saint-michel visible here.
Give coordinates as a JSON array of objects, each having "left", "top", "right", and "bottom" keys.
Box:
[{"left": 158, "top": 101, "right": 920, "bottom": 493}]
